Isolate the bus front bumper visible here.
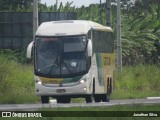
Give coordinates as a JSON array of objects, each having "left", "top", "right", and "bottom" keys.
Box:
[{"left": 35, "top": 82, "right": 90, "bottom": 97}]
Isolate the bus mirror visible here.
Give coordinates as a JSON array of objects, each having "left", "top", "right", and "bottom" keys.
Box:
[
  {"left": 27, "top": 41, "right": 34, "bottom": 58},
  {"left": 87, "top": 39, "right": 92, "bottom": 57}
]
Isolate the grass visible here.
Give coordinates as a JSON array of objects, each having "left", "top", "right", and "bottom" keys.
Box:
[
  {"left": 0, "top": 50, "right": 160, "bottom": 103},
  {"left": 0, "top": 51, "right": 39, "bottom": 104},
  {"left": 111, "top": 65, "right": 160, "bottom": 99},
  {"left": 38, "top": 104, "right": 160, "bottom": 111}
]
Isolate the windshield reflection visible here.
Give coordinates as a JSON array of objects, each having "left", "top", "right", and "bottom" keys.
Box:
[{"left": 35, "top": 36, "right": 87, "bottom": 77}]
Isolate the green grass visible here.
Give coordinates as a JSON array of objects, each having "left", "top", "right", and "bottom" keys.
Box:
[
  {"left": 112, "top": 65, "right": 160, "bottom": 99},
  {"left": 0, "top": 52, "right": 39, "bottom": 104},
  {"left": 39, "top": 104, "right": 160, "bottom": 111},
  {"left": 0, "top": 50, "right": 160, "bottom": 103}
]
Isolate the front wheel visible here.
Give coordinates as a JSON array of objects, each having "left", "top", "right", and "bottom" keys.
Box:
[
  {"left": 41, "top": 96, "right": 49, "bottom": 104},
  {"left": 85, "top": 95, "right": 94, "bottom": 103},
  {"left": 94, "top": 95, "right": 102, "bottom": 102}
]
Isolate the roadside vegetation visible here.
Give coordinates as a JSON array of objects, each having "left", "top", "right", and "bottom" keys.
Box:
[
  {"left": 112, "top": 65, "right": 160, "bottom": 99},
  {"left": 0, "top": 50, "right": 39, "bottom": 104}
]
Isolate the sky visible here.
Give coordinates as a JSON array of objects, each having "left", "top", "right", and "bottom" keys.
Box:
[{"left": 40, "top": 0, "right": 106, "bottom": 7}]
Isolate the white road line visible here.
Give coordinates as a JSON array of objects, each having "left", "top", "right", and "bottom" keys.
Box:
[
  {"left": 49, "top": 99, "right": 57, "bottom": 103},
  {"left": 147, "top": 97, "right": 160, "bottom": 99}
]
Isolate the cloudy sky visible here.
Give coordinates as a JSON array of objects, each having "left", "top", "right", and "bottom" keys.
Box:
[{"left": 40, "top": 0, "right": 106, "bottom": 7}]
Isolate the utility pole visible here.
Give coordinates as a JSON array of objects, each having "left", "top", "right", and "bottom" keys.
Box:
[
  {"left": 33, "top": 0, "right": 38, "bottom": 40},
  {"left": 106, "top": 0, "right": 111, "bottom": 27},
  {"left": 99, "top": 0, "right": 102, "bottom": 24},
  {"left": 117, "top": 0, "right": 122, "bottom": 71}
]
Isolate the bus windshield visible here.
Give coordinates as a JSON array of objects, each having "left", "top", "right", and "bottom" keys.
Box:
[{"left": 35, "top": 35, "right": 87, "bottom": 77}]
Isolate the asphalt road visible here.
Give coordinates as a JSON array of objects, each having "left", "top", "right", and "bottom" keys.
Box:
[{"left": 0, "top": 98, "right": 160, "bottom": 111}]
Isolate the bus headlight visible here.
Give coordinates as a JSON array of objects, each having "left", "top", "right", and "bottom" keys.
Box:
[
  {"left": 80, "top": 79, "right": 85, "bottom": 84},
  {"left": 37, "top": 81, "right": 42, "bottom": 85},
  {"left": 35, "top": 77, "right": 42, "bottom": 85}
]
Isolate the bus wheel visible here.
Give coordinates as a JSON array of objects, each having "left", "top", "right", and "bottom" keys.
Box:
[
  {"left": 94, "top": 95, "right": 101, "bottom": 102},
  {"left": 41, "top": 96, "right": 49, "bottom": 104},
  {"left": 102, "top": 94, "right": 110, "bottom": 102},
  {"left": 57, "top": 98, "right": 70, "bottom": 103},
  {"left": 85, "top": 95, "right": 94, "bottom": 103}
]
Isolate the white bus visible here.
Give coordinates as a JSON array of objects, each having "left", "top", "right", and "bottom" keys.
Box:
[{"left": 27, "top": 20, "right": 115, "bottom": 103}]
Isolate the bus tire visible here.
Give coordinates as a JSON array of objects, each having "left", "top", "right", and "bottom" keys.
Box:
[
  {"left": 102, "top": 94, "right": 110, "bottom": 102},
  {"left": 85, "top": 95, "right": 93, "bottom": 103},
  {"left": 41, "top": 96, "right": 49, "bottom": 104},
  {"left": 94, "top": 95, "right": 101, "bottom": 102}
]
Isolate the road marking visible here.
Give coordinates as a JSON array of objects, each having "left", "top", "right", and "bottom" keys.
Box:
[
  {"left": 147, "top": 97, "right": 160, "bottom": 99},
  {"left": 49, "top": 99, "right": 57, "bottom": 103}
]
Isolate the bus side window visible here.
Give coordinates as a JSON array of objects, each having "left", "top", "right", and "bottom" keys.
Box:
[{"left": 92, "top": 30, "right": 113, "bottom": 53}]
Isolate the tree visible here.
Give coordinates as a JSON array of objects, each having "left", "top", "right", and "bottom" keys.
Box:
[
  {"left": 121, "top": 0, "right": 160, "bottom": 65},
  {"left": 0, "top": 0, "right": 43, "bottom": 12},
  {"left": 0, "top": 0, "right": 33, "bottom": 11}
]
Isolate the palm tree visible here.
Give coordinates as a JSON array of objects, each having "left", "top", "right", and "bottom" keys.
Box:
[{"left": 121, "top": 0, "right": 160, "bottom": 64}]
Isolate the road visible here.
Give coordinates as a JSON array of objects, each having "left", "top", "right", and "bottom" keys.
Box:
[{"left": 0, "top": 98, "right": 160, "bottom": 111}]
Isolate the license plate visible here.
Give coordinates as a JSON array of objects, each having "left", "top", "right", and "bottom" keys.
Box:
[{"left": 57, "top": 89, "right": 65, "bottom": 93}]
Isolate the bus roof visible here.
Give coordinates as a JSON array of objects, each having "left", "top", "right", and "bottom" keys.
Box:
[{"left": 36, "top": 20, "right": 113, "bottom": 36}]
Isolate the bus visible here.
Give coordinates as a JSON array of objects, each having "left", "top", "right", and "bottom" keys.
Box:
[{"left": 27, "top": 20, "right": 115, "bottom": 103}]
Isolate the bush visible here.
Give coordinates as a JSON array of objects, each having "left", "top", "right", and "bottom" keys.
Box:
[
  {"left": 0, "top": 49, "right": 32, "bottom": 64},
  {"left": 0, "top": 52, "right": 38, "bottom": 104}
]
